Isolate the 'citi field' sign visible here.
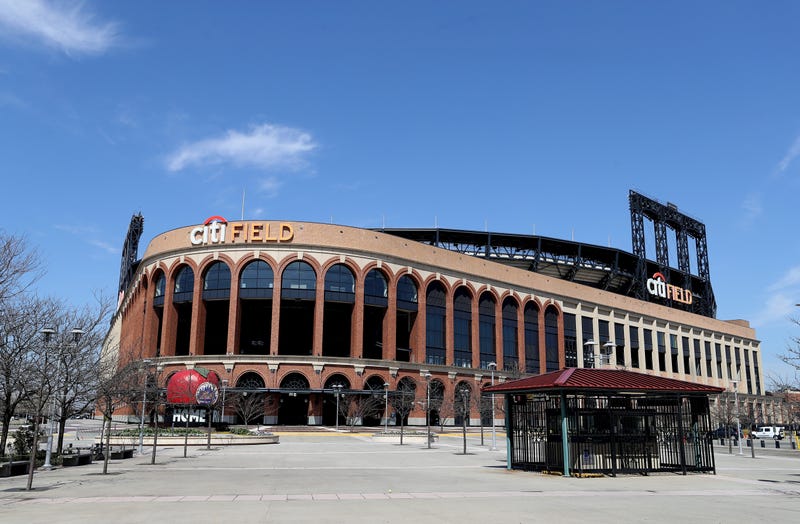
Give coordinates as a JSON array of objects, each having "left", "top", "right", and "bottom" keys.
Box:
[
  {"left": 189, "top": 216, "right": 294, "bottom": 246},
  {"left": 646, "top": 272, "right": 693, "bottom": 305}
]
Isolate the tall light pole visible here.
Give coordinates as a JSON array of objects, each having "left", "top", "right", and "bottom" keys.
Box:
[
  {"left": 488, "top": 362, "right": 497, "bottom": 451},
  {"left": 220, "top": 378, "right": 229, "bottom": 425},
  {"left": 425, "top": 373, "right": 432, "bottom": 449},
  {"left": 40, "top": 327, "right": 56, "bottom": 470},
  {"left": 332, "top": 384, "right": 343, "bottom": 431},
  {"left": 138, "top": 359, "right": 152, "bottom": 455},
  {"left": 732, "top": 373, "right": 743, "bottom": 456},
  {"left": 584, "top": 340, "right": 598, "bottom": 368},
  {"left": 383, "top": 383, "right": 390, "bottom": 433}
]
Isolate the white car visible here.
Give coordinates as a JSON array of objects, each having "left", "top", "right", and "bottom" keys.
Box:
[{"left": 750, "top": 426, "right": 784, "bottom": 440}]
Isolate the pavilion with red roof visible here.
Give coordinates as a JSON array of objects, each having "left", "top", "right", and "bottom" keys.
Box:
[{"left": 483, "top": 367, "right": 725, "bottom": 477}]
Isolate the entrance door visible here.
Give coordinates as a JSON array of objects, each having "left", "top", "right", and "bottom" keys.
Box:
[{"left": 279, "top": 394, "right": 308, "bottom": 425}]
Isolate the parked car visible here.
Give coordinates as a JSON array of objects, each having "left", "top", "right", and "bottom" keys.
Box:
[
  {"left": 711, "top": 426, "right": 742, "bottom": 439},
  {"left": 750, "top": 426, "right": 784, "bottom": 440}
]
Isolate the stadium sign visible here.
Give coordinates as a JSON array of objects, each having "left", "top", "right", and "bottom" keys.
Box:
[
  {"left": 646, "top": 272, "right": 693, "bottom": 305},
  {"left": 190, "top": 216, "right": 294, "bottom": 246}
]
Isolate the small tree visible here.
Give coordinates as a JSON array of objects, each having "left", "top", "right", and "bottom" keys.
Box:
[
  {"left": 389, "top": 378, "right": 419, "bottom": 445},
  {"left": 341, "top": 393, "right": 383, "bottom": 430},
  {"left": 95, "top": 355, "right": 139, "bottom": 474},
  {"left": 230, "top": 391, "right": 267, "bottom": 428}
]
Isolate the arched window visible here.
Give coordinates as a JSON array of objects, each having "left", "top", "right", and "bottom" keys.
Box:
[
  {"left": 236, "top": 372, "right": 266, "bottom": 390},
  {"left": 324, "top": 264, "right": 355, "bottom": 303},
  {"left": 455, "top": 381, "right": 472, "bottom": 427},
  {"left": 280, "top": 373, "right": 310, "bottom": 390},
  {"left": 524, "top": 303, "right": 540, "bottom": 373},
  {"left": 479, "top": 293, "right": 496, "bottom": 369},
  {"left": 240, "top": 260, "right": 274, "bottom": 299},
  {"left": 281, "top": 261, "right": 316, "bottom": 300},
  {"left": 364, "top": 269, "right": 388, "bottom": 307},
  {"left": 502, "top": 298, "right": 518, "bottom": 372},
  {"left": 173, "top": 266, "right": 194, "bottom": 302},
  {"left": 425, "top": 281, "right": 446, "bottom": 365},
  {"left": 545, "top": 306, "right": 560, "bottom": 372},
  {"left": 453, "top": 288, "right": 472, "bottom": 368},
  {"left": 153, "top": 273, "right": 166, "bottom": 306},
  {"left": 203, "top": 261, "right": 231, "bottom": 300},
  {"left": 397, "top": 275, "right": 418, "bottom": 310}
]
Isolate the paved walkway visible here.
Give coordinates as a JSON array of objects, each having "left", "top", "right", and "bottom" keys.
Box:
[{"left": 1, "top": 432, "right": 798, "bottom": 523}]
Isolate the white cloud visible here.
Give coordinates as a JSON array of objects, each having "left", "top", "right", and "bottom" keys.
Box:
[
  {"left": 166, "top": 123, "right": 317, "bottom": 173},
  {"left": 776, "top": 134, "right": 800, "bottom": 175},
  {"left": 768, "top": 266, "right": 800, "bottom": 292},
  {"left": 740, "top": 192, "right": 763, "bottom": 225},
  {"left": 0, "top": 0, "right": 119, "bottom": 56}
]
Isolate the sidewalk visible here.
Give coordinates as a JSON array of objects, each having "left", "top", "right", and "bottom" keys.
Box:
[{"left": 1, "top": 432, "right": 798, "bottom": 523}]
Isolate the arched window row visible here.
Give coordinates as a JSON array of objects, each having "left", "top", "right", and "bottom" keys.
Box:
[{"left": 144, "top": 255, "right": 562, "bottom": 374}]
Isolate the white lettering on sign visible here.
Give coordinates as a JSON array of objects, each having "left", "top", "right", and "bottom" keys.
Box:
[
  {"left": 646, "top": 272, "right": 693, "bottom": 305},
  {"left": 189, "top": 215, "right": 295, "bottom": 246}
]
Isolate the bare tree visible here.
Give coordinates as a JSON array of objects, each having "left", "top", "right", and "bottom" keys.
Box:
[
  {"left": 341, "top": 393, "right": 383, "bottom": 430},
  {"left": 52, "top": 294, "right": 113, "bottom": 454},
  {"left": 0, "top": 231, "right": 42, "bottom": 305},
  {"left": 229, "top": 391, "right": 267, "bottom": 428},
  {"left": 389, "top": 379, "right": 419, "bottom": 445},
  {"left": 779, "top": 317, "right": 800, "bottom": 387},
  {"left": 95, "top": 355, "right": 139, "bottom": 474}
]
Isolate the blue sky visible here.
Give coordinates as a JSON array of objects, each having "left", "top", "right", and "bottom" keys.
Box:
[{"left": 2, "top": 1, "right": 799, "bottom": 384}]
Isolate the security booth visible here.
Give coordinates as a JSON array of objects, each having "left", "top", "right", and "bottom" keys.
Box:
[{"left": 484, "top": 368, "right": 724, "bottom": 477}]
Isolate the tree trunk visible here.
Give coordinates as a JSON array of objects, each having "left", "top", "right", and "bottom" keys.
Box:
[
  {"left": 25, "top": 405, "right": 44, "bottom": 491},
  {"left": 103, "top": 416, "right": 112, "bottom": 474}
]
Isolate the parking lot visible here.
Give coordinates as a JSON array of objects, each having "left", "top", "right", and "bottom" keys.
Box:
[{"left": 1, "top": 426, "right": 799, "bottom": 523}]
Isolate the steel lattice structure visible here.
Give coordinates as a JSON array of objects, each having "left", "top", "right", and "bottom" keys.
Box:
[
  {"left": 380, "top": 191, "right": 716, "bottom": 318},
  {"left": 118, "top": 213, "right": 144, "bottom": 297}
]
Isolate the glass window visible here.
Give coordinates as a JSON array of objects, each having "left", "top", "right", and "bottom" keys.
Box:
[
  {"left": 364, "top": 269, "right": 388, "bottom": 303},
  {"left": 581, "top": 316, "right": 594, "bottom": 368},
  {"left": 425, "top": 282, "right": 446, "bottom": 365},
  {"left": 396, "top": 275, "right": 418, "bottom": 310},
  {"left": 203, "top": 262, "right": 231, "bottom": 300},
  {"left": 544, "top": 307, "right": 559, "bottom": 372},
  {"left": 563, "top": 313, "right": 577, "bottom": 368},
  {"left": 643, "top": 328, "right": 653, "bottom": 370},
  {"left": 453, "top": 288, "right": 472, "bottom": 367},
  {"left": 173, "top": 266, "right": 194, "bottom": 302},
  {"left": 524, "top": 303, "right": 540, "bottom": 373},
  {"left": 281, "top": 261, "right": 316, "bottom": 300},
  {"left": 239, "top": 260, "right": 274, "bottom": 299},
  {"left": 324, "top": 264, "right": 355, "bottom": 303},
  {"left": 503, "top": 299, "right": 519, "bottom": 371},
  {"left": 154, "top": 274, "right": 166, "bottom": 298},
  {"left": 479, "top": 293, "right": 496, "bottom": 369}
]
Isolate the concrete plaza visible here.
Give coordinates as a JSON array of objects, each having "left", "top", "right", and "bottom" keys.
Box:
[{"left": 1, "top": 429, "right": 798, "bottom": 523}]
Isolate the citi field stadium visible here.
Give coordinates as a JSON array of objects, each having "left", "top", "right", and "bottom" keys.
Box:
[{"left": 106, "top": 191, "right": 786, "bottom": 427}]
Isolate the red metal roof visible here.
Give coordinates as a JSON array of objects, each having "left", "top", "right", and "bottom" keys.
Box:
[{"left": 483, "top": 367, "right": 726, "bottom": 395}]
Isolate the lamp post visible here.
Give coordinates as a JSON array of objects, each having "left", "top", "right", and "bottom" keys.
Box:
[
  {"left": 138, "top": 359, "right": 152, "bottom": 455},
  {"left": 425, "top": 373, "right": 432, "bottom": 449},
  {"left": 603, "top": 341, "right": 616, "bottom": 367},
  {"left": 584, "top": 340, "right": 598, "bottom": 368},
  {"left": 41, "top": 327, "right": 83, "bottom": 469},
  {"left": 488, "top": 362, "right": 497, "bottom": 451},
  {"left": 40, "top": 328, "right": 55, "bottom": 470},
  {"left": 732, "top": 373, "right": 743, "bottom": 456},
  {"left": 332, "top": 384, "right": 343, "bottom": 431},
  {"left": 220, "top": 378, "right": 229, "bottom": 425},
  {"left": 383, "top": 383, "right": 390, "bottom": 433},
  {"left": 460, "top": 388, "right": 469, "bottom": 455}
]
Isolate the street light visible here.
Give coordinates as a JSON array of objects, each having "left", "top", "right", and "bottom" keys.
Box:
[
  {"left": 332, "top": 384, "right": 343, "bottom": 431},
  {"left": 42, "top": 327, "right": 83, "bottom": 469},
  {"left": 424, "top": 373, "right": 432, "bottom": 449},
  {"left": 731, "top": 373, "right": 743, "bottom": 456},
  {"left": 383, "top": 383, "right": 390, "bottom": 434},
  {"left": 220, "top": 378, "right": 229, "bottom": 425},
  {"left": 488, "top": 362, "right": 497, "bottom": 451},
  {"left": 602, "top": 341, "right": 616, "bottom": 366},
  {"left": 584, "top": 340, "right": 598, "bottom": 368},
  {"left": 138, "top": 359, "right": 152, "bottom": 455}
]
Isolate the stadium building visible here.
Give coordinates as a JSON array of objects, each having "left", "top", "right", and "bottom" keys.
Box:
[{"left": 106, "top": 191, "right": 783, "bottom": 427}]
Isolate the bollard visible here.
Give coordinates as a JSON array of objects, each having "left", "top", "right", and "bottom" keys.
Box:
[
  {"left": 746, "top": 439, "right": 751, "bottom": 447},
  {"left": 750, "top": 438, "right": 755, "bottom": 458},
  {"left": 775, "top": 440, "right": 780, "bottom": 449},
  {"left": 792, "top": 440, "right": 797, "bottom": 450},
  {"left": 760, "top": 439, "right": 765, "bottom": 448}
]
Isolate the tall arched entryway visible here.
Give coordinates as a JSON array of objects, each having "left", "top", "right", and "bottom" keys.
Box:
[
  {"left": 278, "top": 372, "right": 310, "bottom": 425},
  {"left": 322, "top": 374, "right": 351, "bottom": 426},
  {"left": 233, "top": 372, "right": 266, "bottom": 425},
  {"left": 362, "top": 375, "right": 388, "bottom": 426},
  {"left": 428, "top": 379, "right": 445, "bottom": 427}
]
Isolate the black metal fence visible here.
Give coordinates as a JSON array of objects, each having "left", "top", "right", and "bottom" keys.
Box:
[{"left": 507, "top": 393, "right": 715, "bottom": 476}]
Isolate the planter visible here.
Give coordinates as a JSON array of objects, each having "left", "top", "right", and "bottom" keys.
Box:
[{"left": 95, "top": 434, "right": 279, "bottom": 447}]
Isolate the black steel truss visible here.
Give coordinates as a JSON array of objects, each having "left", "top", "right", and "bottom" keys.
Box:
[{"left": 118, "top": 213, "right": 144, "bottom": 297}]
